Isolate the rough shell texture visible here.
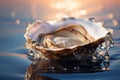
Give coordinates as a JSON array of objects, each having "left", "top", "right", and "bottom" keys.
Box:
[{"left": 24, "top": 18, "right": 113, "bottom": 60}]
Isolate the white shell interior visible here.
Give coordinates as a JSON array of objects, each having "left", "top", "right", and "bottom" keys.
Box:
[
  {"left": 24, "top": 18, "right": 112, "bottom": 42},
  {"left": 24, "top": 18, "right": 113, "bottom": 50}
]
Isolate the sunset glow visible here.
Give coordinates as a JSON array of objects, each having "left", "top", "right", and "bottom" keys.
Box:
[
  {"left": 51, "top": 0, "right": 83, "bottom": 19},
  {"left": 52, "top": 0, "right": 79, "bottom": 10},
  {"left": 0, "top": 0, "right": 120, "bottom": 21}
]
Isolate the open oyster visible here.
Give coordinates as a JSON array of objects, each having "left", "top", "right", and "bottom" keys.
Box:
[{"left": 24, "top": 17, "right": 113, "bottom": 62}]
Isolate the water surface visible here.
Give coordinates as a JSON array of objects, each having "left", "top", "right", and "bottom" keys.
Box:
[{"left": 0, "top": 20, "right": 120, "bottom": 80}]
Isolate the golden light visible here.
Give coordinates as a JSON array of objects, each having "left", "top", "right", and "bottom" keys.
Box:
[
  {"left": 108, "top": 13, "right": 114, "bottom": 19},
  {"left": 15, "top": 19, "right": 21, "bottom": 25},
  {"left": 51, "top": 0, "right": 82, "bottom": 19},
  {"left": 112, "top": 19, "right": 119, "bottom": 26},
  {"left": 53, "top": 0, "right": 79, "bottom": 11},
  {"left": 79, "top": 10, "right": 87, "bottom": 15}
]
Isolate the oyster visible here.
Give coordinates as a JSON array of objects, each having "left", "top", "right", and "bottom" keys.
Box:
[{"left": 24, "top": 17, "right": 113, "bottom": 61}]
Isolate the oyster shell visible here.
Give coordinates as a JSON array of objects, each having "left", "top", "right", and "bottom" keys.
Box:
[{"left": 24, "top": 18, "right": 113, "bottom": 60}]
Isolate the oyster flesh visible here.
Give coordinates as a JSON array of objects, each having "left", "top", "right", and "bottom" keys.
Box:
[{"left": 24, "top": 17, "right": 113, "bottom": 61}]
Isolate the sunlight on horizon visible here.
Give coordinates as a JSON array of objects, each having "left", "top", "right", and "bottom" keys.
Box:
[
  {"left": 28, "top": 0, "right": 119, "bottom": 20},
  {"left": 0, "top": 0, "right": 119, "bottom": 26},
  {"left": 29, "top": 0, "right": 90, "bottom": 19},
  {"left": 51, "top": 0, "right": 84, "bottom": 19},
  {"left": 52, "top": 0, "right": 80, "bottom": 10}
]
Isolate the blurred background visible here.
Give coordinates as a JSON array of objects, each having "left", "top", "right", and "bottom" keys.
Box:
[
  {"left": 0, "top": 0, "right": 120, "bottom": 26},
  {"left": 0, "top": 0, "right": 120, "bottom": 80}
]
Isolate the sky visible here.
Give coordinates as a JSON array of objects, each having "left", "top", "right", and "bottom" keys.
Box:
[{"left": 0, "top": 0, "right": 120, "bottom": 25}]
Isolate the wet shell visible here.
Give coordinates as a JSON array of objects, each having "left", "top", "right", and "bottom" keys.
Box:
[{"left": 24, "top": 18, "right": 113, "bottom": 60}]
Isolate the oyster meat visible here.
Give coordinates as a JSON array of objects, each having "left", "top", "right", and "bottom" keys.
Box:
[{"left": 24, "top": 17, "right": 113, "bottom": 60}]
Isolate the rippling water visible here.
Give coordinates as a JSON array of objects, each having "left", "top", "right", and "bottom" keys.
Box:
[{"left": 0, "top": 21, "right": 120, "bottom": 80}]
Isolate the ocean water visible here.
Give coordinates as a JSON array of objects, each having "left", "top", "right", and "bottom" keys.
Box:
[{"left": 0, "top": 20, "right": 120, "bottom": 80}]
